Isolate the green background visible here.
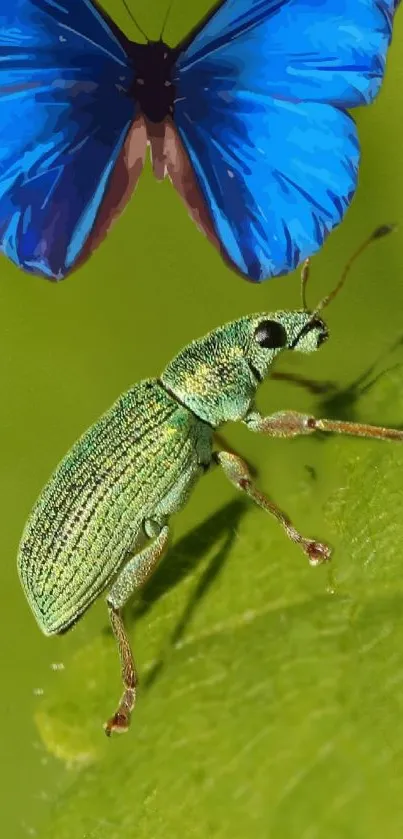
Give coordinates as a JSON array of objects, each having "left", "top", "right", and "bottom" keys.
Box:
[{"left": 1, "top": 2, "right": 403, "bottom": 837}]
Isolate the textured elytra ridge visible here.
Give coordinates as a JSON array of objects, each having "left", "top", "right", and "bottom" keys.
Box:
[{"left": 18, "top": 380, "right": 213, "bottom": 634}]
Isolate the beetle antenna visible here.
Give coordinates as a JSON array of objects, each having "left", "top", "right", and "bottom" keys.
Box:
[
  {"left": 290, "top": 224, "right": 396, "bottom": 351},
  {"left": 120, "top": 0, "right": 149, "bottom": 42},
  {"left": 312, "top": 224, "right": 396, "bottom": 318},
  {"left": 160, "top": 1, "right": 175, "bottom": 41},
  {"left": 300, "top": 258, "right": 311, "bottom": 311}
]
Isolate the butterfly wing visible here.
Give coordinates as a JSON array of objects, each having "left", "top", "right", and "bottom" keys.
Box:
[
  {"left": 172, "top": 0, "right": 398, "bottom": 280},
  {"left": 0, "top": 0, "right": 142, "bottom": 279}
]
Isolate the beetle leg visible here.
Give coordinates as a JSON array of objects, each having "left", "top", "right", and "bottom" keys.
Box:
[
  {"left": 215, "top": 450, "right": 331, "bottom": 566},
  {"left": 104, "top": 524, "right": 170, "bottom": 736},
  {"left": 213, "top": 432, "right": 257, "bottom": 476},
  {"left": 245, "top": 409, "right": 403, "bottom": 442}
]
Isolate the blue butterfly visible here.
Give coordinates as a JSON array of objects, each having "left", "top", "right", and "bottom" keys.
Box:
[{"left": 0, "top": 1, "right": 399, "bottom": 281}]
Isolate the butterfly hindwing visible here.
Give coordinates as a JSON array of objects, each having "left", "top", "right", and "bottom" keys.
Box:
[
  {"left": 0, "top": 0, "right": 139, "bottom": 279},
  {"left": 173, "top": 0, "right": 397, "bottom": 280}
]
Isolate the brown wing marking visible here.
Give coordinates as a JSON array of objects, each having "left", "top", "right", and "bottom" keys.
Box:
[{"left": 78, "top": 114, "right": 148, "bottom": 268}]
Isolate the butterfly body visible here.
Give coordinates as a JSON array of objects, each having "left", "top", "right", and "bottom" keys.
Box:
[
  {"left": 130, "top": 41, "right": 179, "bottom": 123},
  {"left": 0, "top": 0, "right": 399, "bottom": 281}
]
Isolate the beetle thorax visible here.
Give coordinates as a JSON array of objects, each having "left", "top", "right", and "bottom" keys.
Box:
[{"left": 161, "top": 329, "right": 257, "bottom": 427}]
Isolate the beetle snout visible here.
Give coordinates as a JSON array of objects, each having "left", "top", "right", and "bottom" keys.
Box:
[{"left": 309, "top": 317, "right": 329, "bottom": 347}]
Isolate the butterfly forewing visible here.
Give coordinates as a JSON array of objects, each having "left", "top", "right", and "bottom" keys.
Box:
[
  {"left": 0, "top": 0, "right": 138, "bottom": 279},
  {"left": 170, "top": 0, "right": 397, "bottom": 280}
]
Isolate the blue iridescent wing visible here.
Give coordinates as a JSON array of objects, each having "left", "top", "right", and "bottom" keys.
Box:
[
  {"left": 0, "top": 0, "right": 137, "bottom": 279},
  {"left": 173, "top": 0, "right": 398, "bottom": 281}
]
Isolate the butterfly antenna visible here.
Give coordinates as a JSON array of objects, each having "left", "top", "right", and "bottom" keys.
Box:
[
  {"left": 160, "top": 1, "right": 176, "bottom": 41},
  {"left": 313, "top": 224, "right": 396, "bottom": 319},
  {"left": 120, "top": 0, "right": 149, "bottom": 41}
]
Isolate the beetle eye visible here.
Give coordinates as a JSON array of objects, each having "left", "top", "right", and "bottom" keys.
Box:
[{"left": 254, "top": 320, "right": 287, "bottom": 349}]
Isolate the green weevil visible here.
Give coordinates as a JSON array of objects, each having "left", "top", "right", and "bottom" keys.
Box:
[{"left": 18, "top": 226, "right": 403, "bottom": 736}]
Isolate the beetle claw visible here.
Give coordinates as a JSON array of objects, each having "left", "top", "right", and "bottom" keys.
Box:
[
  {"left": 305, "top": 539, "right": 332, "bottom": 567},
  {"left": 104, "top": 711, "right": 131, "bottom": 736}
]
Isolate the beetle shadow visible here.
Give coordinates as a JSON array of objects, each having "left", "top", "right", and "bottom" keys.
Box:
[
  {"left": 272, "top": 334, "right": 403, "bottom": 486},
  {"left": 115, "top": 498, "right": 248, "bottom": 691},
  {"left": 320, "top": 338, "right": 403, "bottom": 424},
  {"left": 277, "top": 331, "right": 403, "bottom": 427}
]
